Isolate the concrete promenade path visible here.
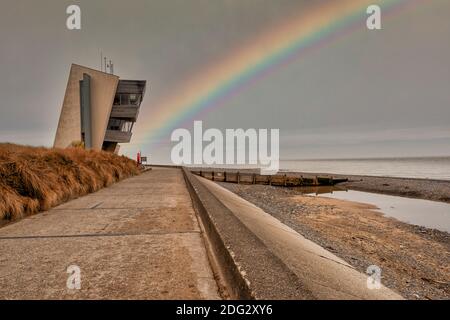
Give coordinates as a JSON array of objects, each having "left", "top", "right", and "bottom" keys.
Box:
[{"left": 0, "top": 167, "right": 220, "bottom": 299}]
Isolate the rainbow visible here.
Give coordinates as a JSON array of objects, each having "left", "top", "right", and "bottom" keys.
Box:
[{"left": 129, "top": 0, "right": 418, "bottom": 153}]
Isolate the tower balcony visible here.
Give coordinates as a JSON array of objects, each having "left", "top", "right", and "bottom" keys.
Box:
[
  {"left": 104, "top": 130, "right": 132, "bottom": 143},
  {"left": 110, "top": 105, "right": 139, "bottom": 120}
]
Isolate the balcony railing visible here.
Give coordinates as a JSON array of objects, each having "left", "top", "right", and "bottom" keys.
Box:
[
  {"left": 110, "top": 105, "right": 139, "bottom": 120},
  {"left": 104, "top": 130, "right": 132, "bottom": 143}
]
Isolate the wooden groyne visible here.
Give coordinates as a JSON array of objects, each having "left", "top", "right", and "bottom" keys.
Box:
[{"left": 190, "top": 170, "right": 348, "bottom": 187}]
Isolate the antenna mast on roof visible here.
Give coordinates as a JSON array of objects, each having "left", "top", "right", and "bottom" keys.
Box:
[{"left": 100, "top": 52, "right": 114, "bottom": 74}]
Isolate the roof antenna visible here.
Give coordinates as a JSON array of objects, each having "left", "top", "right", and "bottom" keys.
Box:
[
  {"left": 104, "top": 56, "right": 107, "bottom": 73},
  {"left": 100, "top": 51, "right": 103, "bottom": 72}
]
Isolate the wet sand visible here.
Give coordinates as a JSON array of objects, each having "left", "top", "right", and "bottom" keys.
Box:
[{"left": 218, "top": 182, "right": 450, "bottom": 300}]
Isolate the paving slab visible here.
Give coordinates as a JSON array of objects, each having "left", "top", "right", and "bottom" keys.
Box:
[{"left": 0, "top": 167, "right": 219, "bottom": 300}]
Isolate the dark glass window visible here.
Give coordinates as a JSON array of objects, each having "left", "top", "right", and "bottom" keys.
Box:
[{"left": 130, "top": 94, "right": 138, "bottom": 105}]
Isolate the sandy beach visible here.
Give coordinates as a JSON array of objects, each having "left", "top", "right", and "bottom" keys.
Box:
[{"left": 218, "top": 175, "right": 450, "bottom": 300}]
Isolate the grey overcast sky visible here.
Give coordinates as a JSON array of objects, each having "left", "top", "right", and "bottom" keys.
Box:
[{"left": 0, "top": 0, "right": 449, "bottom": 163}]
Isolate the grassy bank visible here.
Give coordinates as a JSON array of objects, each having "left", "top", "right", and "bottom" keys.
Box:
[{"left": 0, "top": 143, "right": 140, "bottom": 222}]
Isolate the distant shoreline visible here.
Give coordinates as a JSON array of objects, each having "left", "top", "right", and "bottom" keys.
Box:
[
  {"left": 280, "top": 157, "right": 450, "bottom": 181},
  {"left": 281, "top": 155, "right": 450, "bottom": 161}
]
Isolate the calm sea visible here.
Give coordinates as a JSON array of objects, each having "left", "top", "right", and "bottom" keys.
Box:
[{"left": 280, "top": 157, "right": 450, "bottom": 180}]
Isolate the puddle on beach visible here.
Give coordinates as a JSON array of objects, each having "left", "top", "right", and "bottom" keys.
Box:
[{"left": 295, "top": 186, "right": 450, "bottom": 233}]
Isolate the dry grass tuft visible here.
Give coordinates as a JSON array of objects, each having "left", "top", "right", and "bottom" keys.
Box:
[{"left": 0, "top": 143, "right": 140, "bottom": 221}]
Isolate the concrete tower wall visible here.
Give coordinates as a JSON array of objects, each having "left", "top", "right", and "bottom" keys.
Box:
[{"left": 54, "top": 64, "right": 119, "bottom": 151}]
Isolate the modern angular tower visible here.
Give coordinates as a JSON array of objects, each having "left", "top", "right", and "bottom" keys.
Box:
[{"left": 54, "top": 64, "right": 146, "bottom": 153}]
